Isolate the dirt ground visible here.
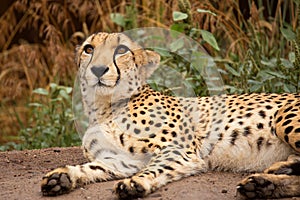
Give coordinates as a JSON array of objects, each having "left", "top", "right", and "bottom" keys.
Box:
[{"left": 0, "top": 147, "right": 298, "bottom": 200}]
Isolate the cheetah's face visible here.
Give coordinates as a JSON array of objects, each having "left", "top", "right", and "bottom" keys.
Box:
[{"left": 76, "top": 32, "right": 160, "bottom": 97}]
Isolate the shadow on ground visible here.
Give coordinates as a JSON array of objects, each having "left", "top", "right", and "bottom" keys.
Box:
[{"left": 0, "top": 147, "right": 257, "bottom": 200}]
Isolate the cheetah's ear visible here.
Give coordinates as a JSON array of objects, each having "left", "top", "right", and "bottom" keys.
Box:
[{"left": 143, "top": 50, "right": 160, "bottom": 78}]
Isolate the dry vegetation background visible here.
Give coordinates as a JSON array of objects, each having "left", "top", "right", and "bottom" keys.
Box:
[{"left": 0, "top": 0, "right": 299, "bottom": 149}]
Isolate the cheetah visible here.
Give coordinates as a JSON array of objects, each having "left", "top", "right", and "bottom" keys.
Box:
[{"left": 41, "top": 32, "right": 300, "bottom": 199}]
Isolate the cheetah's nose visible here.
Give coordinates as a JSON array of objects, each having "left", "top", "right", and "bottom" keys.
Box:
[{"left": 91, "top": 65, "right": 109, "bottom": 78}]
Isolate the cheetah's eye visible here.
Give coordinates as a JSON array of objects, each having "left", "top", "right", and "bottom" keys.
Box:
[
  {"left": 115, "top": 45, "right": 130, "bottom": 55},
  {"left": 83, "top": 44, "right": 94, "bottom": 55}
]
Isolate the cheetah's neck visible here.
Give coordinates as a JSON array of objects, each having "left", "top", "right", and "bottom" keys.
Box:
[{"left": 83, "top": 85, "right": 151, "bottom": 125}]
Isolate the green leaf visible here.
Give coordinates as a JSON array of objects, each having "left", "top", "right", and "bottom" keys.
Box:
[
  {"left": 280, "top": 58, "right": 293, "bottom": 68},
  {"left": 50, "top": 83, "right": 57, "bottom": 90},
  {"left": 51, "top": 97, "right": 63, "bottom": 102},
  {"left": 57, "top": 85, "right": 72, "bottom": 94},
  {"left": 110, "top": 13, "right": 125, "bottom": 27},
  {"left": 153, "top": 48, "right": 171, "bottom": 57},
  {"left": 224, "top": 64, "right": 240, "bottom": 77},
  {"left": 197, "top": 8, "right": 217, "bottom": 16},
  {"left": 170, "top": 39, "right": 184, "bottom": 51},
  {"left": 249, "top": 84, "right": 262, "bottom": 92},
  {"left": 289, "top": 52, "right": 295, "bottom": 63},
  {"left": 280, "top": 27, "right": 296, "bottom": 41},
  {"left": 172, "top": 11, "right": 188, "bottom": 21},
  {"left": 170, "top": 23, "right": 188, "bottom": 33},
  {"left": 65, "top": 87, "right": 72, "bottom": 94},
  {"left": 261, "top": 59, "right": 276, "bottom": 67},
  {"left": 283, "top": 83, "right": 295, "bottom": 92},
  {"left": 200, "top": 30, "right": 220, "bottom": 51},
  {"left": 33, "top": 88, "right": 49, "bottom": 96},
  {"left": 59, "top": 89, "right": 71, "bottom": 101},
  {"left": 265, "top": 71, "right": 287, "bottom": 79}
]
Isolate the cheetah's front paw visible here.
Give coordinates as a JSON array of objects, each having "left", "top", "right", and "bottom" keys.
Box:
[
  {"left": 41, "top": 168, "right": 73, "bottom": 196},
  {"left": 114, "top": 178, "right": 147, "bottom": 199},
  {"left": 237, "top": 174, "right": 276, "bottom": 199}
]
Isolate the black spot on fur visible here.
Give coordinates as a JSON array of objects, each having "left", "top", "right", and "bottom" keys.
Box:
[
  {"left": 90, "top": 165, "right": 106, "bottom": 172},
  {"left": 171, "top": 131, "right": 177, "bottom": 137},
  {"left": 169, "top": 123, "right": 175, "bottom": 128},
  {"left": 256, "top": 137, "right": 264, "bottom": 151},
  {"left": 216, "top": 119, "right": 223, "bottom": 124},
  {"left": 138, "top": 138, "right": 149, "bottom": 143},
  {"left": 285, "top": 113, "right": 297, "bottom": 120},
  {"left": 276, "top": 116, "right": 283, "bottom": 123},
  {"left": 134, "top": 128, "right": 141, "bottom": 134},
  {"left": 141, "top": 147, "right": 148, "bottom": 153},
  {"left": 89, "top": 139, "right": 98, "bottom": 150},
  {"left": 163, "top": 165, "right": 174, "bottom": 171},
  {"left": 284, "top": 126, "right": 294, "bottom": 134},
  {"left": 282, "top": 120, "right": 292, "bottom": 126},
  {"left": 245, "top": 113, "right": 252, "bottom": 118},
  {"left": 140, "top": 110, "right": 146, "bottom": 115},
  {"left": 283, "top": 106, "right": 293, "bottom": 113},
  {"left": 243, "top": 126, "right": 251, "bottom": 136},
  {"left": 119, "top": 134, "right": 124, "bottom": 146},
  {"left": 129, "top": 146, "right": 134, "bottom": 153},
  {"left": 259, "top": 110, "right": 266, "bottom": 119},
  {"left": 265, "top": 105, "right": 273, "bottom": 110},
  {"left": 173, "top": 150, "right": 181, "bottom": 155},
  {"left": 284, "top": 135, "right": 289, "bottom": 143},
  {"left": 225, "top": 125, "right": 230, "bottom": 131},
  {"left": 155, "top": 123, "right": 162, "bottom": 127},
  {"left": 257, "top": 123, "right": 264, "bottom": 129},
  {"left": 230, "top": 130, "right": 239, "bottom": 145}
]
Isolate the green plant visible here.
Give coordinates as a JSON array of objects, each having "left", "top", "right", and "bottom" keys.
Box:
[
  {"left": 16, "top": 83, "right": 80, "bottom": 150},
  {"left": 146, "top": 0, "right": 221, "bottom": 97},
  {"left": 220, "top": 1, "right": 300, "bottom": 94},
  {"left": 110, "top": 0, "right": 139, "bottom": 30}
]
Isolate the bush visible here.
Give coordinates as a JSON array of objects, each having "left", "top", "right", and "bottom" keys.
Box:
[{"left": 14, "top": 83, "right": 80, "bottom": 150}]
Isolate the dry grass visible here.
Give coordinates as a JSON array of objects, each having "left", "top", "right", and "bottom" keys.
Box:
[
  {"left": 0, "top": 0, "right": 177, "bottom": 143},
  {"left": 0, "top": 0, "right": 298, "bottom": 144}
]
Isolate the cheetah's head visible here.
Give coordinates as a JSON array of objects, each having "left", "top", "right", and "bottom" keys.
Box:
[{"left": 76, "top": 32, "right": 160, "bottom": 99}]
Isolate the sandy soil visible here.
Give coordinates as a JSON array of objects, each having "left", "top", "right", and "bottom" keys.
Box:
[{"left": 0, "top": 147, "right": 298, "bottom": 200}]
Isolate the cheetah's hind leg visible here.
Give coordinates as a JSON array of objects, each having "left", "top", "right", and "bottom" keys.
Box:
[
  {"left": 275, "top": 101, "right": 300, "bottom": 153},
  {"left": 237, "top": 154, "right": 300, "bottom": 199},
  {"left": 237, "top": 100, "right": 300, "bottom": 199}
]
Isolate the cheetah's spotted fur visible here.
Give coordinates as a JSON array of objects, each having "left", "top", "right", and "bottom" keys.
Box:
[{"left": 41, "top": 32, "right": 300, "bottom": 199}]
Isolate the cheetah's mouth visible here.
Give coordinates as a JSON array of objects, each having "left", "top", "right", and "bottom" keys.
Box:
[
  {"left": 96, "top": 78, "right": 119, "bottom": 88},
  {"left": 96, "top": 80, "right": 111, "bottom": 88},
  {"left": 97, "top": 80, "right": 106, "bottom": 87}
]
